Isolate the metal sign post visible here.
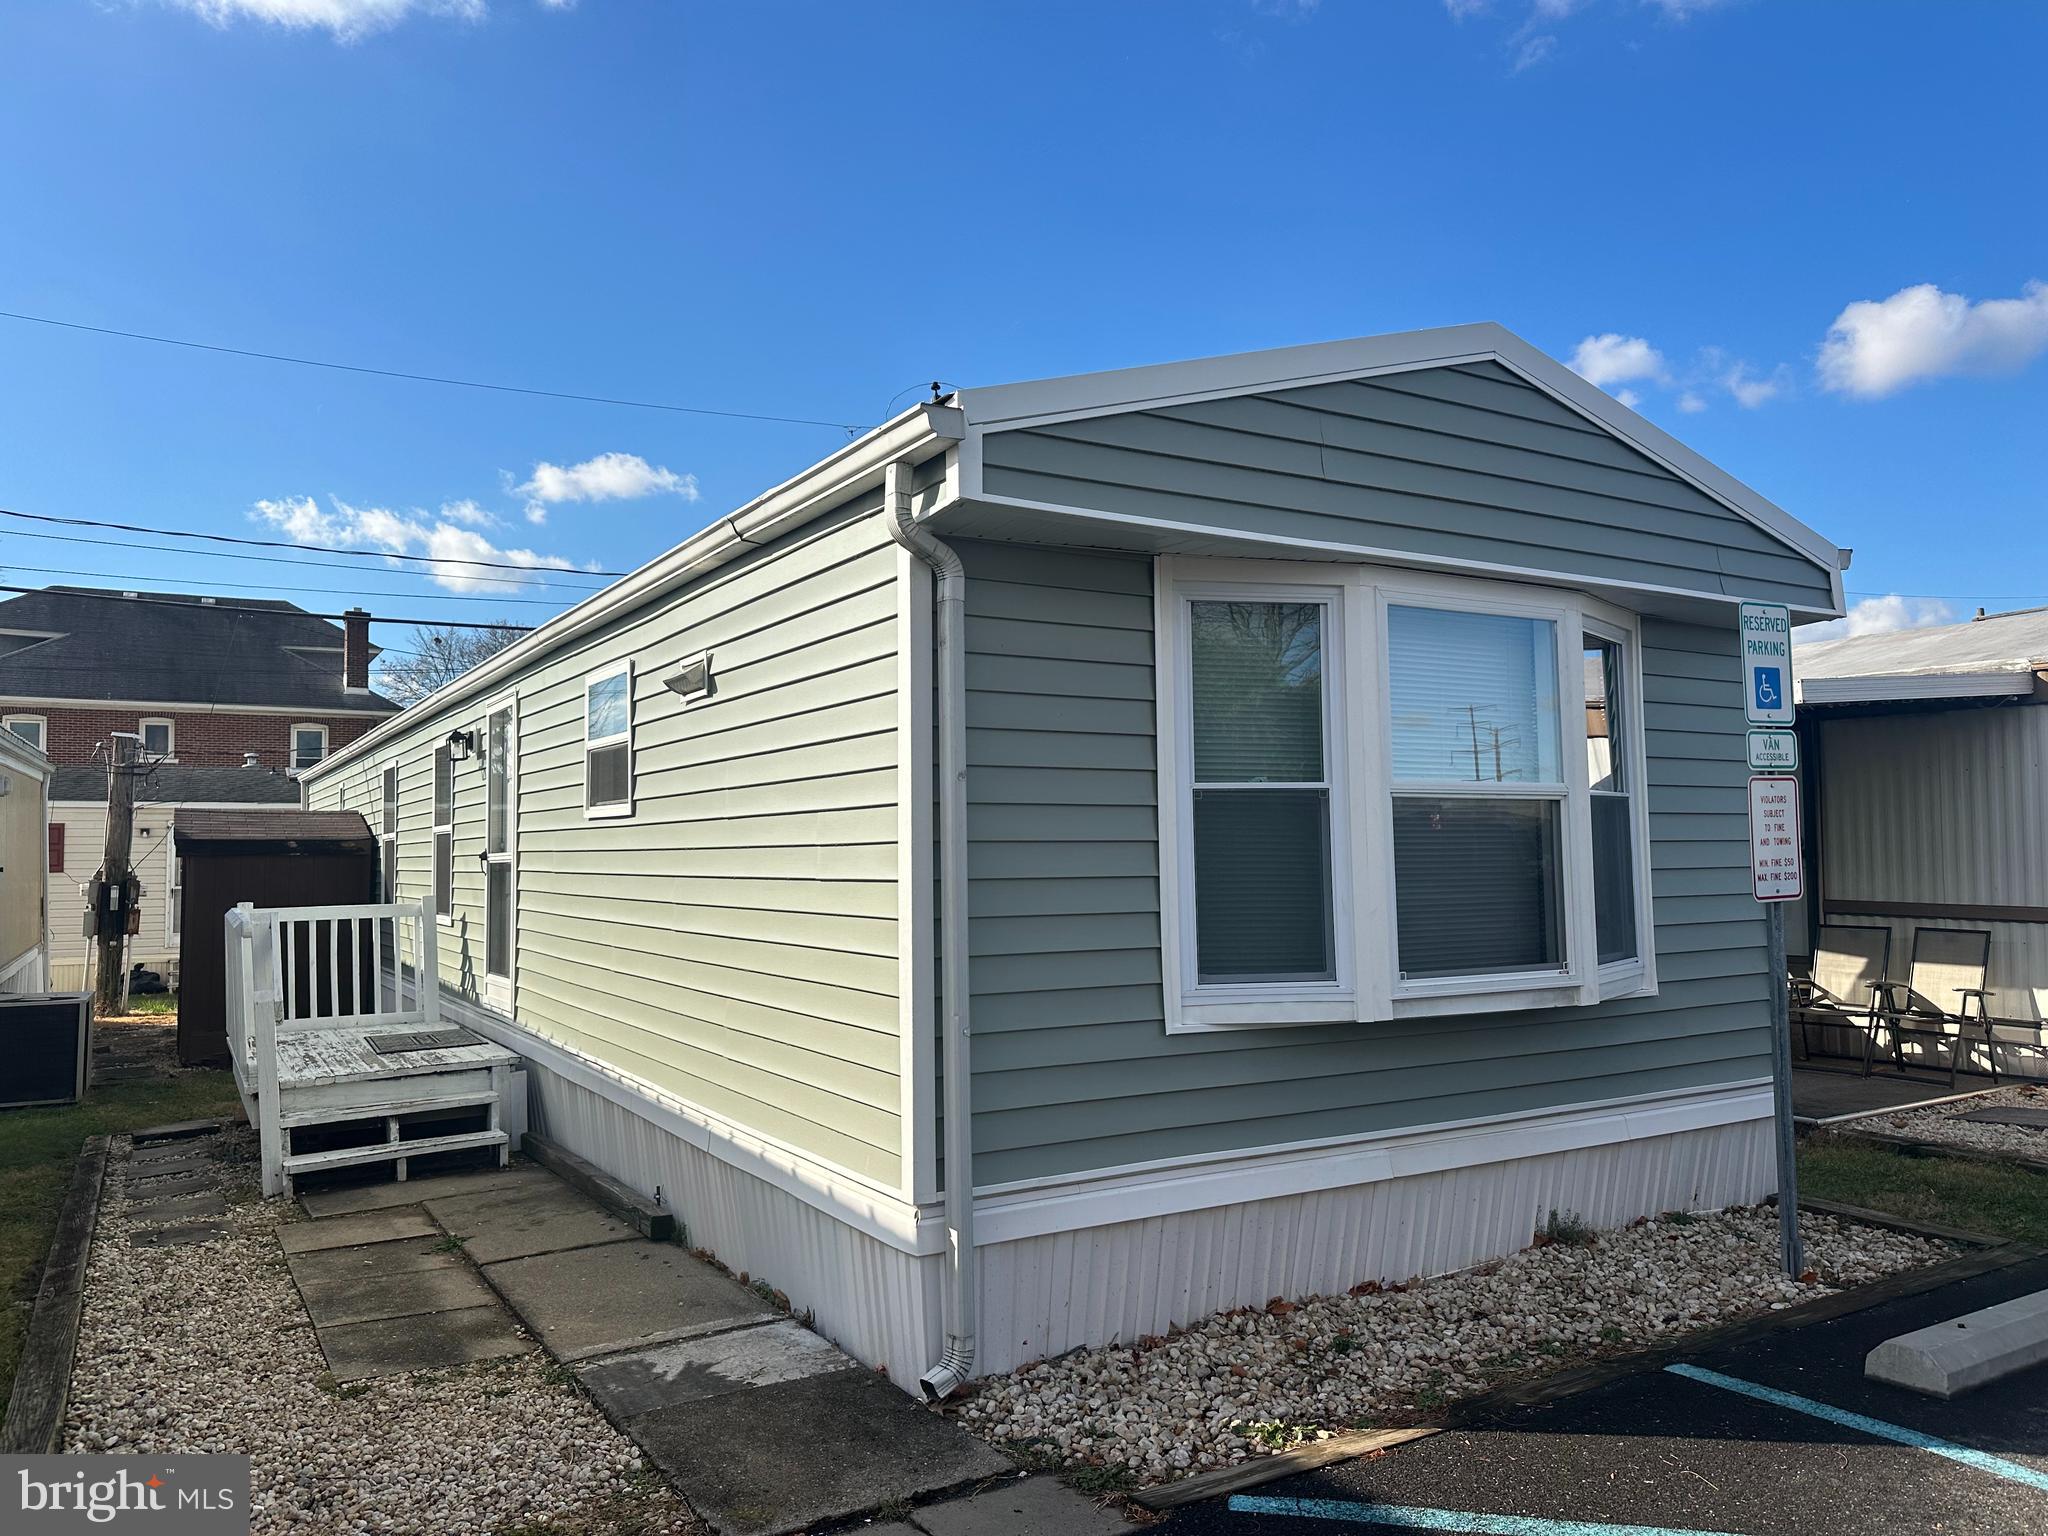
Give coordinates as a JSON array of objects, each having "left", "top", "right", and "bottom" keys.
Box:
[{"left": 1743, "top": 600, "right": 1803, "bottom": 1280}]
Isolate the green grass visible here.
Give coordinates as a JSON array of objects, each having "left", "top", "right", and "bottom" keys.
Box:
[
  {"left": 1, "top": 1067, "right": 244, "bottom": 1406},
  {"left": 120, "top": 991, "right": 178, "bottom": 1017},
  {"left": 1798, "top": 1137, "right": 2048, "bottom": 1246}
]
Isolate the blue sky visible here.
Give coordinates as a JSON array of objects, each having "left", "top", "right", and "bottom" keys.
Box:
[{"left": 2, "top": 0, "right": 2044, "bottom": 658}]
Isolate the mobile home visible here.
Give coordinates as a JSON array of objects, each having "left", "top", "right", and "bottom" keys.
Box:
[{"left": 299, "top": 324, "right": 1848, "bottom": 1392}]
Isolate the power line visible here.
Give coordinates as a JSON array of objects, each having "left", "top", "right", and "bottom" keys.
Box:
[
  {"left": 0, "top": 506, "right": 633, "bottom": 578},
  {"left": 0, "top": 308, "right": 867, "bottom": 433},
  {"left": 0, "top": 583, "right": 530, "bottom": 630},
  {"left": 1, "top": 524, "right": 613, "bottom": 592}
]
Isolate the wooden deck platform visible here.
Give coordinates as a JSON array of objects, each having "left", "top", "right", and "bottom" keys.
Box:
[{"left": 227, "top": 901, "right": 521, "bottom": 1196}]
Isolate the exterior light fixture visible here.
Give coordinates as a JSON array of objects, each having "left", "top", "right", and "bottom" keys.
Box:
[{"left": 446, "top": 728, "right": 477, "bottom": 761}]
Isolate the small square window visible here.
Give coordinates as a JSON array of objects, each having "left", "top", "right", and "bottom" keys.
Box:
[
  {"left": 290, "top": 725, "right": 328, "bottom": 774},
  {"left": 139, "top": 718, "right": 174, "bottom": 758},
  {"left": 3, "top": 716, "right": 45, "bottom": 752}
]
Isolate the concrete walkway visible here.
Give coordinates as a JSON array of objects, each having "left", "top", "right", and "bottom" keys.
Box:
[{"left": 286, "top": 1160, "right": 1131, "bottom": 1536}]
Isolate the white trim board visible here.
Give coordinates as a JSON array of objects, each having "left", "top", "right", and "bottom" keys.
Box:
[{"left": 0, "top": 696, "right": 396, "bottom": 718}]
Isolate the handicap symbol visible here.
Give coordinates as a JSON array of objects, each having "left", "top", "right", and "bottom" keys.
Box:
[{"left": 1754, "top": 666, "right": 1783, "bottom": 713}]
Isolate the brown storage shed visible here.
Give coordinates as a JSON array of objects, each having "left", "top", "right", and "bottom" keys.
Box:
[{"left": 173, "top": 809, "right": 377, "bottom": 1067}]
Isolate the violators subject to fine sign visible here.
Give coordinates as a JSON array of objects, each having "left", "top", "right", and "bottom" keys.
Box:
[{"left": 1748, "top": 774, "right": 1803, "bottom": 902}]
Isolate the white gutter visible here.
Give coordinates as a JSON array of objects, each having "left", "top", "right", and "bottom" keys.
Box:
[
  {"left": 883, "top": 458, "right": 976, "bottom": 1401},
  {"left": 303, "top": 401, "right": 965, "bottom": 784}
]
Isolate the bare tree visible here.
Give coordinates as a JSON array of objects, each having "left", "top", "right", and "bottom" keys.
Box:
[{"left": 375, "top": 623, "right": 522, "bottom": 705}]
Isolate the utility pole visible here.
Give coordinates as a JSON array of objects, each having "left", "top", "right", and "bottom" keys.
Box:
[{"left": 92, "top": 733, "right": 142, "bottom": 1018}]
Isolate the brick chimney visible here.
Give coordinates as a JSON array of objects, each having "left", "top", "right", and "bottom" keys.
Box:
[{"left": 343, "top": 608, "right": 371, "bottom": 691}]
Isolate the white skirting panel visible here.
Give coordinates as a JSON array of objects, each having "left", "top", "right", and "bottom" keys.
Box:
[
  {"left": 524, "top": 1062, "right": 941, "bottom": 1386},
  {"left": 972, "top": 1115, "right": 1773, "bottom": 1375}
]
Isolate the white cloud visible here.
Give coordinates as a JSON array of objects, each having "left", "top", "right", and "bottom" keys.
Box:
[
  {"left": 1442, "top": 0, "right": 1490, "bottom": 17},
  {"left": 1513, "top": 33, "right": 1558, "bottom": 69},
  {"left": 439, "top": 498, "right": 498, "bottom": 529},
  {"left": 1613, "top": 388, "right": 1642, "bottom": 409},
  {"left": 1722, "top": 361, "right": 1785, "bottom": 409},
  {"left": 252, "top": 495, "right": 576, "bottom": 594},
  {"left": 1793, "top": 595, "right": 1956, "bottom": 644},
  {"left": 516, "top": 452, "right": 700, "bottom": 509},
  {"left": 1643, "top": 0, "right": 1735, "bottom": 16},
  {"left": 1818, "top": 281, "right": 2048, "bottom": 398},
  {"left": 1677, "top": 391, "right": 1708, "bottom": 413},
  {"left": 1570, "top": 333, "right": 1667, "bottom": 388},
  {"left": 166, "top": 0, "right": 480, "bottom": 41}
]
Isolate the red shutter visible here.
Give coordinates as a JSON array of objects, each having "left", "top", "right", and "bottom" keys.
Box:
[{"left": 48, "top": 822, "right": 64, "bottom": 874}]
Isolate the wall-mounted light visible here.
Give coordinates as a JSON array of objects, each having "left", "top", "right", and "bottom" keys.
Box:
[
  {"left": 446, "top": 728, "right": 477, "bottom": 761},
  {"left": 664, "top": 651, "right": 713, "bottom": 705}
]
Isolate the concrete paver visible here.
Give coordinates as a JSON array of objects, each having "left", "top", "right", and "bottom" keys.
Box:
[
  {"left": 913, "top": 1474, "right": 1132, "bottom": 1536},
  {"left": 483, "top": 1238, "right": 777, "bottom": 1361},
  {"left": 423, "top": 1181, "right": 633, "bottom": 1263},
  {"left": 123, "top": 1173, "right": 214, "bottom": 1200},
  {"left": 294, "top": 1264, "right": 497, "bottom": 1328},
  {"left": 128, "top": 1222, "right": 225, "bottom": 1247},
  {"left": 628, "top": 1365, "right": 1010, "bottom": 1536},
  {"left": 127, "top": 1192, "right": 228, "bottom": 1223},
  {"left": 317, "top": 1305, "right": 534, "bottom": 1382},
  {"left": 124, "top": 1153, "right": 213, "bottom": 1179},
  {"left": 283, "top": 1235, "right": 462, "bottom": 1288},
  {"left": 576, "top": 1318, "right": 847, "bottom": 1417},
  {"left": 300, "top": 1163, "right": 546, "bottom": 1218},
  {"left": 278, "top": 1207, "right": 439, "bottom": 1254}
]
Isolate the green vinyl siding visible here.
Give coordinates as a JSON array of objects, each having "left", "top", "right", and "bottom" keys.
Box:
[
  {"left": 305, "top": 499, "right": 904, "bottom": 1186},
  {"left": 978, "top": 361, "right": 1835, "bottom": 613},
  {"left": 958, "top": 538, "right": 1769, "bottom": 1187}
]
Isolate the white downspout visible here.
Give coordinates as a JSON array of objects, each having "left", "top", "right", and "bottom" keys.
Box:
[{"left": 884, "top": 457, "right": 976, "bottom": 1400}]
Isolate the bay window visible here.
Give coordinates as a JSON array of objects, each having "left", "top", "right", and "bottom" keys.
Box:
[{"left": 1160, "top": 558, "right": 1652, "bottom": 1032}]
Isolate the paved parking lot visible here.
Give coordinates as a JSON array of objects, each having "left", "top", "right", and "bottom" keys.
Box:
[{"left": 1168, "top": 1254, "right": 2048, "bottom": 1536}]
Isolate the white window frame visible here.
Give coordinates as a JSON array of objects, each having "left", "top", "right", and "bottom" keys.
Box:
[
  {"left": 1583, "top": 606, "right": 1656, "bottom": 1001},
  {"left": 138, "top": 717, "right": 175, "bottom": 760},
  {"left": 288, "top": 722, "right": 329, "bottom": 776},
  {"left": 3, "top": 714, "right": 46, "bottom": 752},
  {"left": 432, "top": 743, "right": 455, "bottom": 927},
  {"left": 167, "top": 847, "right": 182, "bottom": 943},
  {"left": 1156, "top": 556, "right": 1656, "bottom": 1033},
  {"left": 482, "top": 692, "right": 518, "bottom": 1013},
  {"left": 380, "top": 763, "right": 399, "bottom": 902},
  {"left": 583, "top": 660, "right": 634, "bottom": 820}
]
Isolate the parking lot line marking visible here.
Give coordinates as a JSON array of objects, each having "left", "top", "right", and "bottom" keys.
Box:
[
  {"left": 1225, "top": 1496, "right": 1743, "bottom": 1534},
  {"left": 1664, "top": 1364, "right": 2048, "bottom": 1493}
]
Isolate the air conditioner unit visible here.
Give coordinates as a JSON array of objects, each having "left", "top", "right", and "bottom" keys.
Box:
[{"left": 0, "top": 993, "right": 93, "bottom": 1109}]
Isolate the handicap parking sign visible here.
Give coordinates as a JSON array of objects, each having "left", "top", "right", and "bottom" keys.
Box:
[
  {"left": 1753, "top": 666, "right": 1783, "bottom": 715},
  {"left": 1740, "top": 602, "right": 1795, "bottom": 725}
]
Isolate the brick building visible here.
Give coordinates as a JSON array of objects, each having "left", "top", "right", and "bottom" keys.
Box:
[{"left": 0, "top": 587, "right": 401, "bottom": 774}]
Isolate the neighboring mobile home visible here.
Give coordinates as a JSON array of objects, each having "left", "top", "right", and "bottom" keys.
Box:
[
  {"left": 0, "top": 723, "right": 55, "bottom": 994},
  {"left": 299, "top": 324, "right": 1848, "bottom": 1393},
  {"left": 1790, "top": 606, "right": 2048, "bottom": 1075}
]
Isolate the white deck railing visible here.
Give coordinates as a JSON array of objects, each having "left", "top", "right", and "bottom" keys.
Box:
[{"left": 226, "top": 900, "right": 441, "bottom": 1193}]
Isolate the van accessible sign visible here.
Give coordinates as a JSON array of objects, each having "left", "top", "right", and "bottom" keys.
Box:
[{"left": 1740, "top": 601, "right": 1795, "bottom": 725}]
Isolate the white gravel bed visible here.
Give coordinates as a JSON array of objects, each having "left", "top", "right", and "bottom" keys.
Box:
[
  {"left": 65, "top": 1137, "right": 698, "bottom": 1536},
  {"left": 1877, "top": 1083, "right": 2048, "bottom": 1160},
  {"left": 957, "top": 1205, "right": 1952, "bottom": 1487}
]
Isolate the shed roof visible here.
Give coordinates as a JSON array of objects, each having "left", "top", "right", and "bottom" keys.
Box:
[
  {"left": 173, "top": 808, "right": 374, "bottom": 852},
  {"left": 52, "top": 763, "right": 303, "bottom": 806},
  {"left": 1795, "top": 607, "right": 2048, "bottom": 704}
]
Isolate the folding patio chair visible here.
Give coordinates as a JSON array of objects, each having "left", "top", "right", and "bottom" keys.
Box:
[
  {"left": 1864, "top": 927, "right": 1992, "bottom": 1087},
  {"left": 1972, "top": 985, "right": 2048, "bottom": 1085},
  {"left": 1791, "top": 924, "right": 1890, "bottom": 1064}
]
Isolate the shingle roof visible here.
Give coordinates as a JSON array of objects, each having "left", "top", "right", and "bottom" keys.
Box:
[
  {"left": 50, "top": 763, "right": 304, "bottom": 805},
  {"left": 0, "top": 587, "right": 400, "bottom": 713},
  {"left": 174, "top": 808, "right": 373, "bottom": 850}
]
